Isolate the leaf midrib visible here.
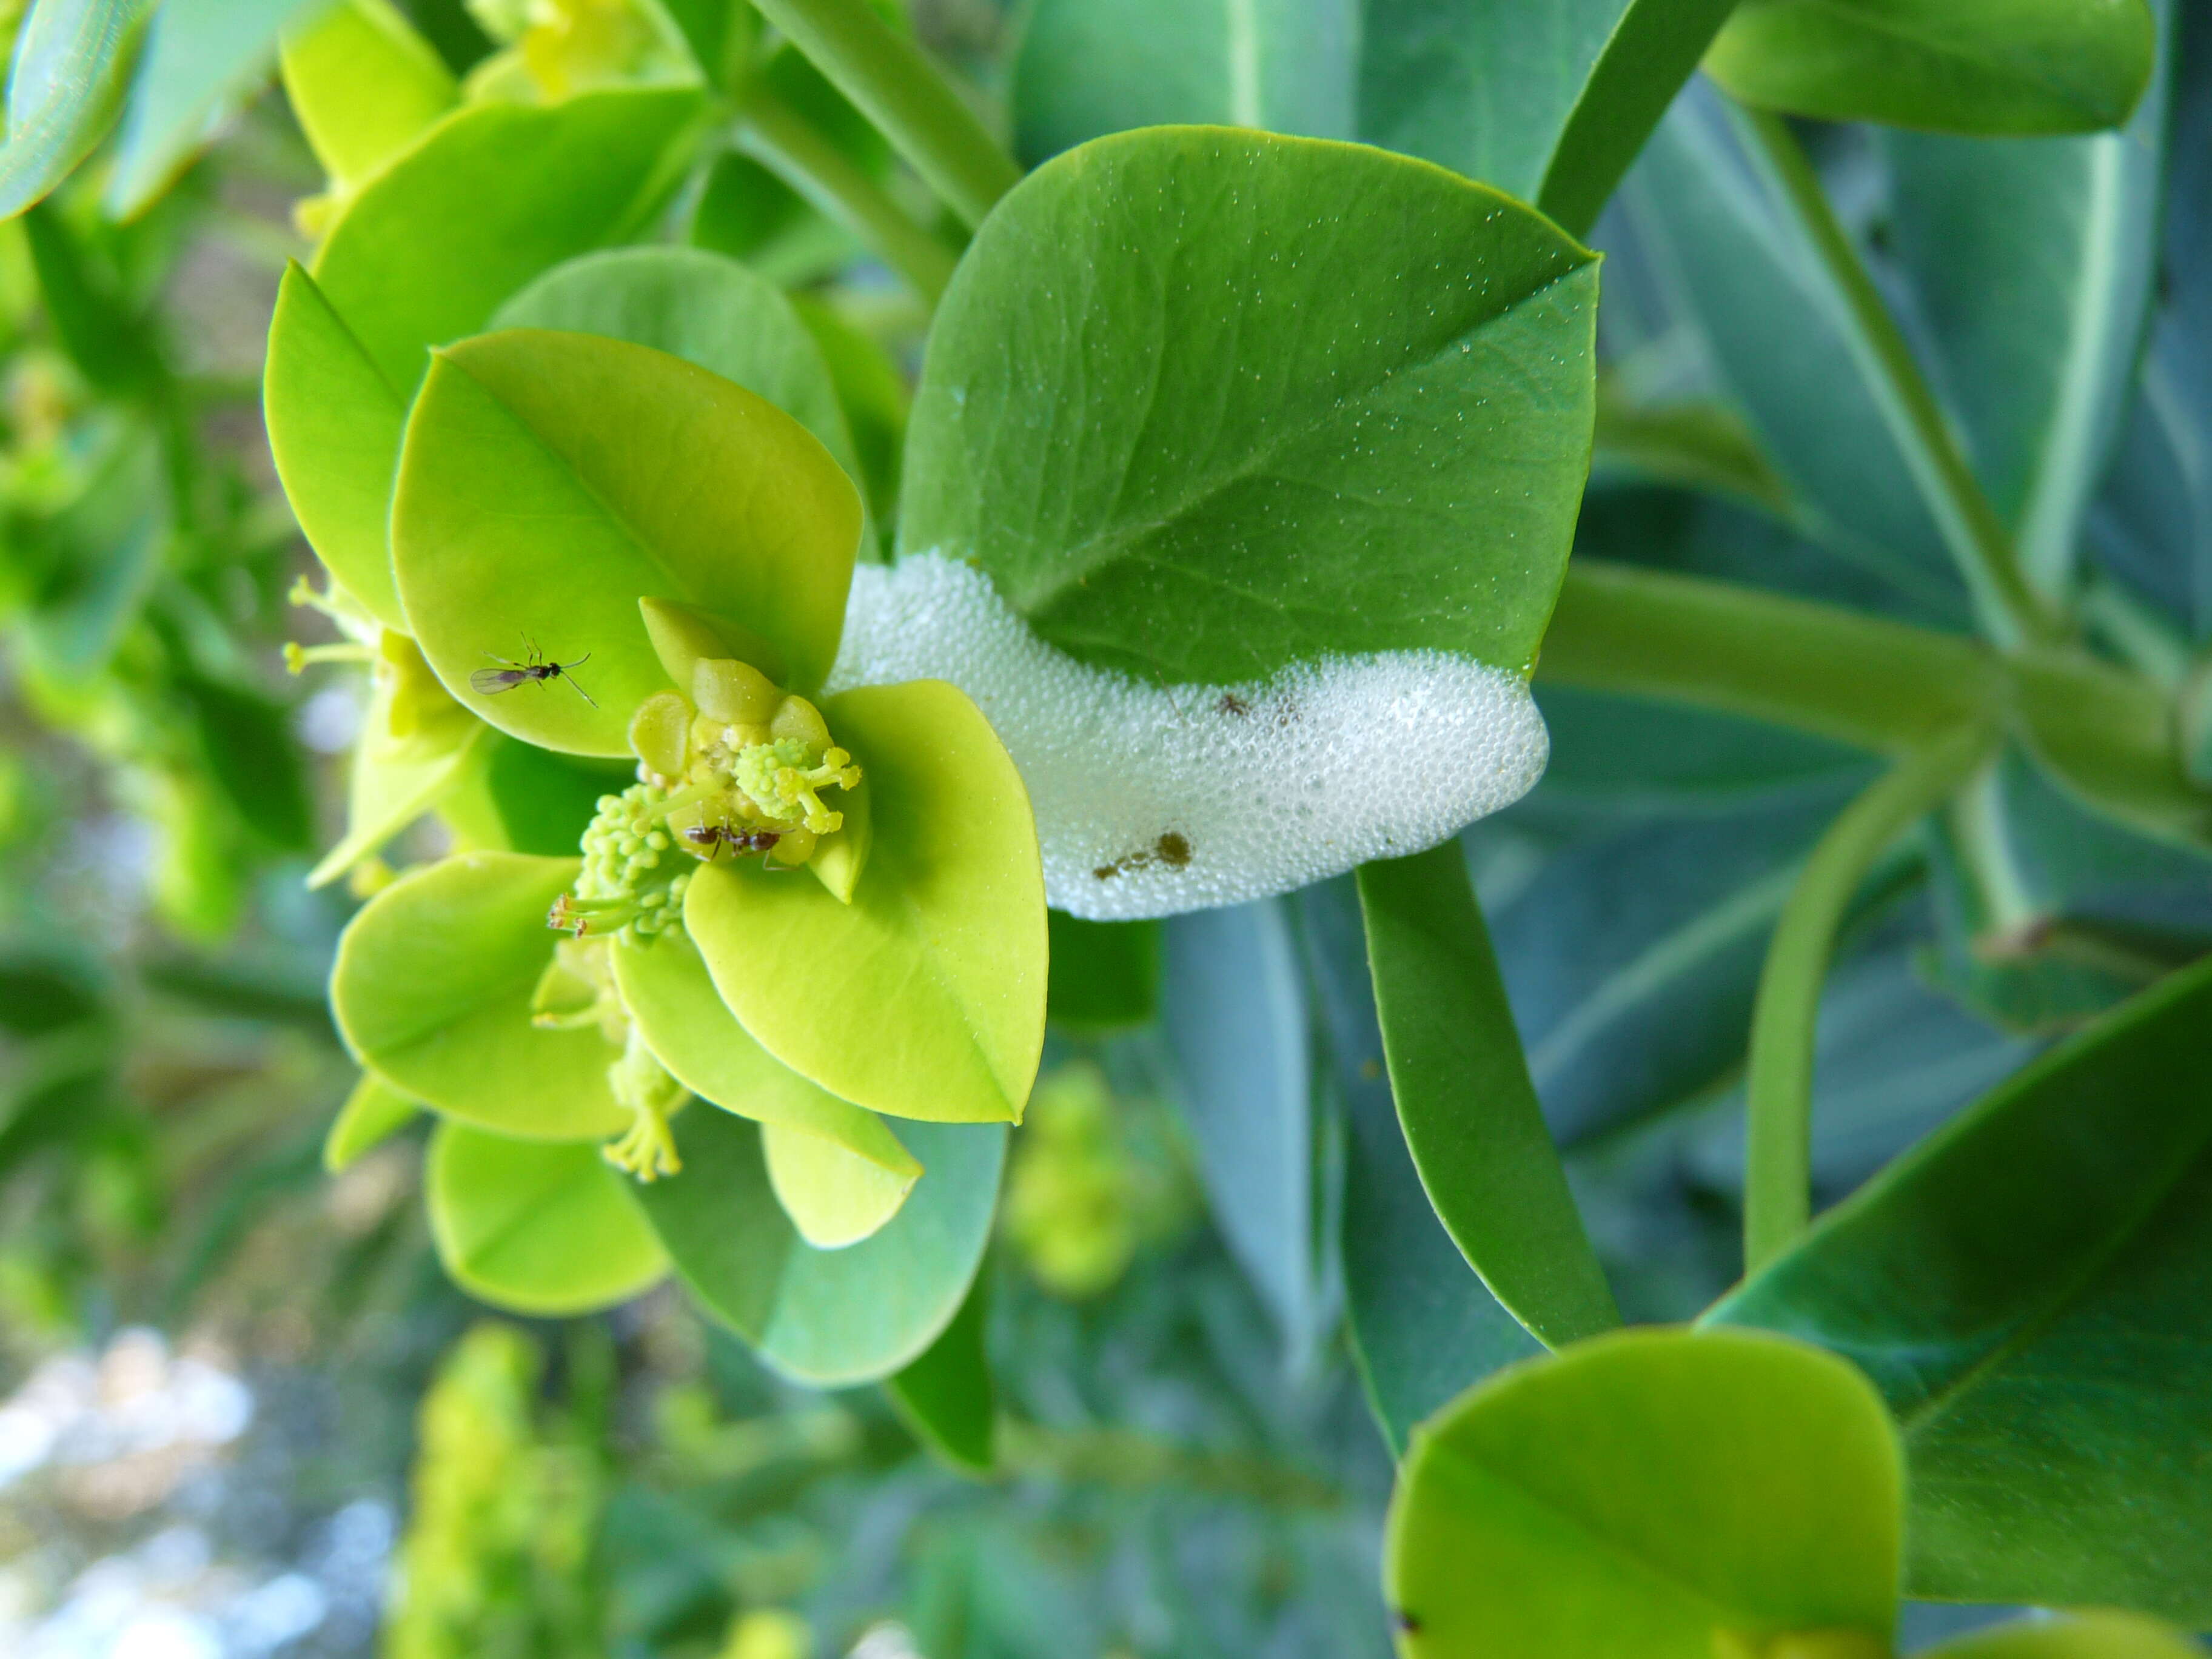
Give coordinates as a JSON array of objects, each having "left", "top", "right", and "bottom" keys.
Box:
[{"left": 1008, "top": 256, "right": 1594, "bottom": 617}]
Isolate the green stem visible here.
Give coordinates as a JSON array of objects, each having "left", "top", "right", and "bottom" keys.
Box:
[
  {"left": 1734, "top": 107, "right": 2061, "bottom": 651},
  {"left": 745, "top": 0, "right": 1020, "bottom": 227},
  {"left": 1540, "top": 558, "right": 2002, "bottom": 754},
  {"left": 738, "top": 87, "right": 957, "bottom": 303},
  {"left": 1742, "top": 725, "right": 1994, "bottom": 1275}
]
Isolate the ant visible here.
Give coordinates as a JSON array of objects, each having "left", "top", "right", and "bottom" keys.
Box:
[
  {"left": 682, "top": 823, "right": 783, "bottom": 862},
  {"left": 471, "top": 636, "right": 597, "bottom": 708}
]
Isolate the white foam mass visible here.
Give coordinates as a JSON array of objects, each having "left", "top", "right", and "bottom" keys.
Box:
[{"left": 826, "top": 555, "right": 1550, "bottom": 920}]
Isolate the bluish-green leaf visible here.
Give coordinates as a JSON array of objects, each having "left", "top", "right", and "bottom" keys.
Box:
[
  {"left": 0, "top": 0, "right": 153, "bottom": 221},
  {"left": 1010, "top": 0, "right": 1354, "bottom": 166},
  {"left": 1709, "top": 954, "right": 2212, "bottom": 1623},
  {"left": 105, "top": 0, "right": 309, "bottom": 218},
  {"left": 1359, "top": 0, "right": 1741, "bottom": 236},
  {"left": 1883, "top": 0, "right": 2174, "bottom": 598},
  {"left": 1160, "top": 899, "right": 1318, "bottom": 1359},
  {"left": 634, "top": 1104, "right": 1005, "bottom": 1386},
  {"left": 904, "top": 126, "right": 1599, "bottom": 685}
]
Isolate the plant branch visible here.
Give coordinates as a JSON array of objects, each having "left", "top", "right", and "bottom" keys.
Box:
[
  {"left": 746, "top": 0, "right": 1020, "bottom": 228},
  {"left": 1742, "top": 724, "right": 1996, "bottom": 1275},
  {"left": 737, "top": 86, "right": 958, "bottom": 303},
  {"left": 1540, "top": 558, "right": 2002, "bottom": 752},
  {"left": 1734, "top": 106, "right": 2062, "bottom": 651}
]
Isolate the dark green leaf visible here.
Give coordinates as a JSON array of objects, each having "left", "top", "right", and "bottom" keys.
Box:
[
  {"left": 1358, "top": 842, "right": 1618, "bottom": 1347},
  {"left": 179, "top": 672, "right": 313, "bottom": 853},
  {"left": 1300, "top": 878, "right": 1541, "bottom": 1454},
  {"left": 1709, "top": 954, "right": 2212, "bottom": 1623},
  {"left": 885, "top": 1272, "right": 996, "bottom": 1473},
  {"left": 904, "top": 126, "right": 1599, "bottom": 684},
  {"left": 1044, "top": 911, "right": 1159, "bottom": 1033}
]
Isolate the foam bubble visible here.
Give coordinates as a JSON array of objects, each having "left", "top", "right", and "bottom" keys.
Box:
[{"left": 827, "top": 555, "right": 1550, "bottom": 920}]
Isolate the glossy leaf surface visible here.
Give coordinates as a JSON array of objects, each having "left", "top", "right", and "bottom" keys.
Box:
[
  {"left": 904, "top": 127, "right": 1599, "bottom": 684},
  {"left": 264, "top": 262, "right": 411, "bottom": 631},
  {"left": 427, "top": 1121, "right": 668, "bottom": 1316},
  {"left": 1160, "top": 899, "right": 1317, "bottom": 1358},
  {"left": 760, "top": 1119, "right": 916, "bottom": 1248},
  {"left": 1710, "top": 956, "right": 2212, "bottom": 1621},
  {"left": 1386, "top": 1328, "right": 1900, "bottom": 1658},
  {"left": 392, "top": 329, "right": 861, "bottom": 753},
  {"left": 311, "top": 85, "right": 703, "bottom": 390},
  {"left": 686, "top": 680, "right": 1045, "bottom": 1125},
  {"left": 612, "top": 929, "right": 920, "bottom": 1178},
  {"left": 0, "top": 0, "right": 152, "bottom": 221},
  {"left": 635, "top": 1104, "right": 1005, "bottom": 1386},
  {"left": 1358, "top": 842, "right": 1619, "bottom": 1347},
  {"left": 1919, "top": 1614, "right": 2208, "bottom": 1659},
  {"left": 331, "top": 852, "right": 628, "bottom": 1141},
  {"left": 1708, "top": 0, "right": 2157, "bottom": 135},
  {"left": 1359, "top": 0, "right": 1740, "bottom": 235}
]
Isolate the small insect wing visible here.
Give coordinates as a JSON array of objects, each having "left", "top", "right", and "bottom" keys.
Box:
[{"left": 471, "top": 668, "right": 531, "bottom": 695}]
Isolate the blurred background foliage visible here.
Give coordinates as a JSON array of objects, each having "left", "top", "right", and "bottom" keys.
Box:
[{"left": 0, "top": 0, "right": 2205, "bottom": 1654}]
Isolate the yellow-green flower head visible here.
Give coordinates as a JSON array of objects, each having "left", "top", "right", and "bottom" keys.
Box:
[
  {"left": 549, "top": 783, "right": 692, "bottom": 939},
  {"left": 729, "top": 737, "right": 860, "bottom": 836}
]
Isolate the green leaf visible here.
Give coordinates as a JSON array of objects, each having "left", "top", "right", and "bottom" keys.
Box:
[
  {"left": 0, "top": 0, "right": 153, "bottom": 221},
  {"left": 427, "top": 1120, "right": 668, "bottom": 1315},
  {"left": 685, "top": 679, "right": 1046, "bottom": 1125},
  {"left": 1359, "top": 0, "right": 1742, "bottom": 236},
  {"left": 392, "top": 328, "right": 862, "bottom": 754},
  {"left": 323, "top": 1071, "right": 418, "bottom": 1171},
  {"left": 885, "top": 1272, "right": 996, "bottom": 1473},
  {"left": 1883, "top": 2, "right": 2173, "bottom": 598},
  {"left": 179, "top": 674, "right": 313, "bottom": 853},
  {"left": 1301, "top": 878, "right": 1543, "bottom": 1455},
  {"left": 903, "top": 127, "right": 1599, "bottom": 685},
  {"left": 104, "top": 0, "right": 306, "bottom": 218},
  {"left": 264, "top": 262, "right": 411, "bottom": 631},
  {"left": 760, "top": 1119, "right": 916, "bottom": 1248},
  {"left": 310, "top": 84, "right": 703, "bottom": 391},
  {"left": 331, "top": 851, "right": 629, "bottom": 1141},
  {"left": 2011, "top": 646, "right": 2212, "bottom": 851},
  {"left": 1044, "top": 911, "right": 1159, "bottom": 1032},
  {"left": 15, "top": 419, "right": 166, "bottom": 680},
  {"left": 634, "top": 1102, "right": 1005, "bottom": 1386},
  {"left": 1708, "top": 0, "right": 2157, "bottom": 136},
  {"left": 611, "top": 927, "right": 923, "bottom": 1181},
  {"left": 1708, "top": 955, "right": 2212, "bottom": 1623},
  {"left": 1917, "top": 1613, "right": 2209, "bottom": 1659},
  {"left": 1358, "top": 842, "right": 1619, "bottom": 1347},
  {"left": 1010, "top": 0, "right": 1354, "bottom": 167},
  {"left": 307, "top": 666, "right": 484, "bottom": 889},
  {"left": 1615, "top": 88, "right": 1975, "bottom": 624},
  {"left": 1159, "top": 900, "right": 1319, "bottom": 1356},
  {"left": 22, "top": 200, "right": 161, "bottom": 395},
  {"left": 789, "top": 293, "right": 906, "bottom": 538},
  {"left": 1385, "top": 1327, "right": 1900, "bottom": 1657},
  {"left": 491, "top": 244, "right": 864, "bottom": 512},
  {"left": 279, "top": 0, "right": 456, "bottom": 190}
]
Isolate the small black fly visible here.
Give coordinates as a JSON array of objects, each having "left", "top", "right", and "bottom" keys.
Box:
[
  {"left": 471, "top": 638, "right": 598, "bottom": 708},
  {"left": 682, "top": 824, "right": 783, "bottom": 861}
]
